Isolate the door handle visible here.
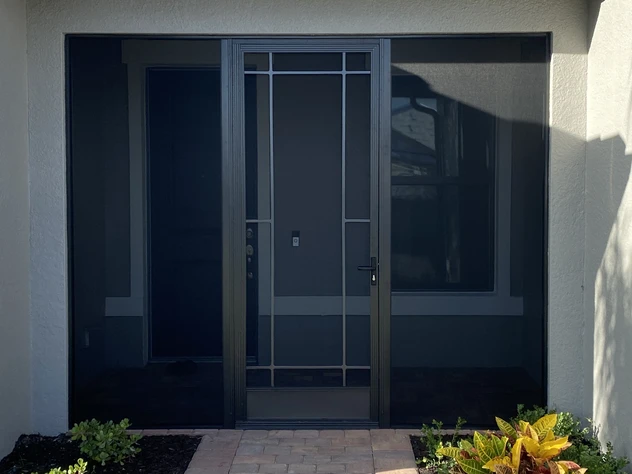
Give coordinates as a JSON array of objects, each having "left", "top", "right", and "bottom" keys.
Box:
[{"left": 357, "top": 257, "right": 377, "bottom": 286}]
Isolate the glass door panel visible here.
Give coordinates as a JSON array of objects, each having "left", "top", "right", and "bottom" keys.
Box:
[{"left": 241, "top": 46, "right": 378, "bottom": 421}]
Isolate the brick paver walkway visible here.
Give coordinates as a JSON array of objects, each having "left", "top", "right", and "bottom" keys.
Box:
[{"left": 183, "top": 429, "right": 417, "bottom": 474}]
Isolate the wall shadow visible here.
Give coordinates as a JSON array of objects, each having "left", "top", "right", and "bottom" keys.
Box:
[{"left": 585, "top": 132, "right": 632, "bottom": 458}]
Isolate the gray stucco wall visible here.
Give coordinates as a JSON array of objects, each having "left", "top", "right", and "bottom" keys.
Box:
[
  {"left": 0, "top": 0, "right": 31, "bottom": 457},
  {"left": 585, "top": 0, "right": 632, "bottom": 460},
  {"left": 25, "top": 0, "right": 588, "bottom": 434}
]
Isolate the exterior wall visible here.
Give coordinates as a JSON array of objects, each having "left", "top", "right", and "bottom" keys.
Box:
[
  {"left": 26, "top": 0, "right": 588, "bottom": 434},
  {"left": 585, "top": 0, "right": 632, "bottom": 460},
  {"left": 0, "top": 0, "right": 31, "bottom": 456}
]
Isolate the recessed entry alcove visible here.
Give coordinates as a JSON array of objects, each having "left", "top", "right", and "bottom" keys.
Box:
[{"left": 67, "top": 36, "right": 548, "bottom": 428}]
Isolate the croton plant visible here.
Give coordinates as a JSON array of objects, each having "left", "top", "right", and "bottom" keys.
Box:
[{"left": 437, "top": 414, "right": 586, "bottom": 474}]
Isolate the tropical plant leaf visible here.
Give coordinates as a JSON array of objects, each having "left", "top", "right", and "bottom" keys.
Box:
[
  {"left": 483, "top": 456, "right": 512, "bottom": 471},
  {"left": 458, "top": 458, "right": 488, "bottom": 474},
  {"left": 496, "top": 418, "right": 518, "bottom": 439},
  {"left": 521, "top": 437, "right": 540, "bottom": 458},
  {"left": 550, "top": 460, "right": 563, "bottom": 474},
  {"left": 489, "top": 436, "right": 508, "bottom": 458},
  {"left": 460, "top": 439, "right": 475, "bottom": 451},
  {"left": 437, "top": 447, "right": 462, "bottom": 459},
  {"left": 557, "top": 461, "right": 581, "bottom": 470},
  {"left": 474, "top": 432, "right": 493, "bottom": 463},
  {"left": 539, "top": 436, "right": 571, "bottom": 459},
  {"left": 496, "top": 465, "right": 514, "bottom": 474},
  {"left": 510, "top": 439, "right": 523, "bottom": 470},
  {"left": 532, "top": 414, "right": 558, "bottom": 439}
]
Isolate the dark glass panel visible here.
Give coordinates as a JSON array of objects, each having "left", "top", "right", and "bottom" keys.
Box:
[
  {"left": 390, "top": 37, "right": 547, "bottom": 427},
  {"left": 346, "top": 74, "right": 371, "bottom": 219},
  {"left": 245, "top": 53, "right": 269, "bottom": 71},
  {"left": 391, "top": 184, "right": 492, "bottom": 291},
  {"left": 276, "top": 369, "right": 344, "bottom": 388},
  {"left": 245, "top": 74, "right": 271, "bottom": 220},
  {"left": 274, "top": 315, "right": 343, "bottom": 366},
  {"left": 70, "top": 38, "right": 224, "bottom": 427},
  {"left": 346, "top": 52, "right": 370, "bottom": 71},
  {"left": 273, "top": 53, "right": 342, "bottom": 71},
  {"left": 347, "top": 369, "right": 370, "bottom": 387},
  {"left": 247, "top": 369, "right": 272, "bottom": 388},
  {"left": 246, "top": 223, "right": 272, "bottom": 368}
]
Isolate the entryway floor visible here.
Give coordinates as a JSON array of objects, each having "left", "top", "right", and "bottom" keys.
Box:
[{"left": 151, "top": 429, "right": 417, "bottom": 474}]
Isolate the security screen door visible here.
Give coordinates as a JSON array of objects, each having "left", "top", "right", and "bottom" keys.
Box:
[{"left": 228, "top": 39, "right": 385, "bottom": 423}]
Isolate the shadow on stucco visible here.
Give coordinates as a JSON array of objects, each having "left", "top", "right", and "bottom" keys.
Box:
[
  {"left": 583, "top": 0, "right": 632, "bottom": 461},
  {"left": 584, "top": 133, "right": 632, "bottom": 459}
]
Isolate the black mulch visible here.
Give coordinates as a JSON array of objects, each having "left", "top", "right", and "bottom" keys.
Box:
[
  {"left": 0, "top": 434, "right": 201, "bottom": 474},
  {"left": 410, "top": 435, "right": 433, "bottom": 473}
]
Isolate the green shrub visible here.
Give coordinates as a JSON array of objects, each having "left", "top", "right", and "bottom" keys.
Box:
[
  {"left": 32, "top": 459, "right": 87, "bottom": 474},
  {"left": 418, "top": 417, "right": 468, "bottom": 474},
  {"left": 512, "top": 404, "right": 548, "bottom": 426},
  {"left": 70, "top": 418, "right": 142, "bottom": 466}
]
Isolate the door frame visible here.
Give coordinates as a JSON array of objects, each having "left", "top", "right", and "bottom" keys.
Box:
[{"left": 221, "top": 38, "right": 392, "bottom": 427}]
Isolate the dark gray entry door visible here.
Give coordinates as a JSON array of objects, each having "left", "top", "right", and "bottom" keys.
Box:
[{"left": 229, "top": 40, "right": 384, "bottom": 423}]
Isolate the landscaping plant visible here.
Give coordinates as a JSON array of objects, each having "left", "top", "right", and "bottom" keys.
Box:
[
  {"left": 418, "top": 417, "right": 469, "bottom": 474},
  {"left": 437, "top": 413, "right": 586, "bottom": 474},
  {"left": 513, "top": 405, "right": 629, "bottom": 474},
  {"left": 32, "top": 458, "right": 87, "bottom": 474},
  {"left": 70, "top": 418, "right": 142, "bottom": 466}
]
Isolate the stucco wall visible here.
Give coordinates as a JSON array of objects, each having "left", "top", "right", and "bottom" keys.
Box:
[
  {"left": 26, "top": 0, "right": 588, "bottom": 433},
  {"left": 585, "top": 0, "right": 632, "bottom": 460},
  {"left": 0, "top": 0, "right": 31, "bottom": 457}
]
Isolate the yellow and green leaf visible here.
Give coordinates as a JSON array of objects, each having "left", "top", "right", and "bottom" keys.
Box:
[
  {"left": 483, "top": 456, "right": 512, "bottom": 472},
  {"left": 496, "top": 418, "right": 518, "bottom": 439},
  {"left": 539, "top": 436, "right": 571, "bottom": 459},
  {"left": 510, "top": 439, "right": 523, "bottom": 469},
  {"left": 489, "top": 436, "right": 508, "bottom": 459},
  {"left": 550, "top": 461, "right": 563, "bottom": 474},
  {"left": 532, "top": 414, "right": 557, "bottom": 439},
  {"left": 436, "top": 447, "right": 462, "bottom": 459},
  {"left": 458, "top": 458, "right": 488, "bottom": 474},
  {"left": 460, "top": 439, "right": 475, "bottom": 451}
]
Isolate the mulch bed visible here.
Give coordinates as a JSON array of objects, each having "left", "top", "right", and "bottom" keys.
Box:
[
  {"left": 410, "top": 435, "right": 433, "bottom": 473},
  {"left": 0, "top": 434, "right": 201, "bottom": 474}
]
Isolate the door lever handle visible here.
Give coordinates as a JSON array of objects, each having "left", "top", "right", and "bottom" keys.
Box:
[{"left": 357, "top": 257, "right": 377, "bottom": 285}]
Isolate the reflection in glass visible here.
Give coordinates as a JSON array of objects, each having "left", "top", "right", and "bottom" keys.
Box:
[
  {"left": 390, "top": 37, "right": 547, "bottom": 427},
  {"left": 246, "top": 223, "right": 271, "bottom": 370},
  {"left": 346, "top": 75, "right": 371, "bottom": 219},
  {"left": 391, "top": 184, "right": 492, "bottom": 291},
  {"left": 69, "top": 38, "right": 224, "bottom": 427},
  {"left": 245, "top": 75, "right": 271, "bottom": 220}
]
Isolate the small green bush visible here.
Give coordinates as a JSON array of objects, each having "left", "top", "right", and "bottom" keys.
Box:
[
  {"left": 32, "top": 458, "right": 87, "bottom": 474},
  {"left": 70, "top": 418, "right": 142, "bottom": 466},
  {"left": 418, "top": 417, "right": 468, "bottom": 474},
  {"left": 512, "top": 403, "right": 548, "bottom": 425}
]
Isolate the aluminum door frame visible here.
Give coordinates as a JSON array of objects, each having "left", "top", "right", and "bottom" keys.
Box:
[{"left": 221, "top": 38, "right": 391, "bottom": 427}]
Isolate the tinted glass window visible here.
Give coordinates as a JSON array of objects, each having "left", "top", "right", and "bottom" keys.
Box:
[
  {"left": 69, "top": 38, "right": 224, "bottom": 427},
  {"left": 390, "top": 37, "right": 548, "bottom": 426}
]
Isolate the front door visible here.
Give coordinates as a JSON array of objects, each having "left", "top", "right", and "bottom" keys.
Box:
[{"left": 229, "top": 40, "right": 384, "bottom": 424}]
